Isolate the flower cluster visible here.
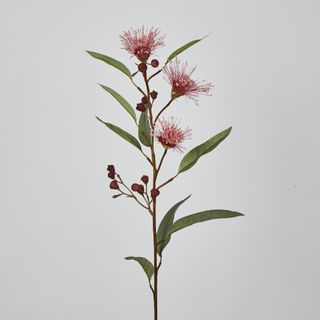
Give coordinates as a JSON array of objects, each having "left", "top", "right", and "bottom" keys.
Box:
[{"left": 108, "top": 27, "right": 213, "bottom": 200}]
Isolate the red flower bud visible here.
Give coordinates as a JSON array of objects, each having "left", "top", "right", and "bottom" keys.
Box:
[
  {"left": 138, "top": 63, "right": 147, "bottom": 73},
  {"left": 151, "top": 188, "right": 160, "bottom": 198},
  {"left": 108, "top": 171, "right": 115, "bottom": 179},
  {"left": 136, "top": 184, "right": 144, "bottom": 195},
  {"left": 107, "top": 165, "right": 115, "bottom": 172},
  {"left": 136, "top": 103, "right": 146, "bottom": 112},
  {"left": 131, "top": 183, "right": 139, "bottom": 192},
  {"left": 141, "top": 96, "right": 148, "bottom": 104},
  {"left": 151, "top": 59, "right": 159, "bottom": 68},
  {"left": 110, "top": 180, "right": 119, "bottom": 190},
  {"left": 150, "top": 90, "right": 158, "bottom": 100},
  {"left": 131, "top": 183, "right": 144, "bottom": 194},
  {"left": 141, "top": 175, "right": 149, "bottom": 184}
]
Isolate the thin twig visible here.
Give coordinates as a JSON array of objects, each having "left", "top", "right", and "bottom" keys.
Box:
[
  {"left": 153, "top": 99, "right": 174, "bottom": 125},
  {"left": 148, "top": 68, "right": 162, "bottom": 82},
  {"left": 131, "top": 78, "right": 147, "bottom": 97},
  {"left": 157, "top": 256, "right": 162, "bottom": 270},
  {"left": 117, "top": 175, "right": 149, "bottom": 210},
  {"left": 140, "top": 149, "right": 153, "bottom": 165},
  {"left": 156, "top": 149, "right": 168, "bottom": 178}
]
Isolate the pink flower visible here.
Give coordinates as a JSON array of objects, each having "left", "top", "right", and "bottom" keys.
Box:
[
  {"left": 163, "top": 59, "right": 213, "bottom": 104},
  {"left": 155, "top": 118, "right": 191, "bottom": 153},
  {"left": 120, "top": 26, "right": 165, "bottom": 62}
]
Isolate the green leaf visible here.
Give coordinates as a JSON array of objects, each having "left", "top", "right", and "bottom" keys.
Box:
[
  {"left": 178, "top": 127, "right": 232, "bottom": 173},
  {"left": 96, "top": 117, "right": 141, "bottom": 150},
  {"left": 125, "top": 256, "right": 154, "bottom": 281},
  {"left": 87, "top": 50, "right": 132, "bottom": 79},
  {"left": 167, "top": 37, "right": 205, "bottom": 62},
  {"left": 168, "top": 210, "right": 244, "bottom": 236},
  {"left": 99, "top": 84, "right": 137, "bottom": 122},
  {"left": 156, "top": 195, "right": 191, "bottom": 256},
  {"left": 138, "top": 110, "right": 151, "bottom": 147}
]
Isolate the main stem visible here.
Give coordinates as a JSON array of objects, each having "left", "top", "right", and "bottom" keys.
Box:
[
  {"left": 143, "top": 70, "right": 159, "bottom": 320},
  {"left": 152, "top": 178, "right": 158, "bottom": 320}
]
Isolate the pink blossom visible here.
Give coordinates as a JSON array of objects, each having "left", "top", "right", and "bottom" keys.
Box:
[
  {"left": 163, "top": 59, "right": 213, "bottom": 104},
  {"left": 155, "top": 118, "right": 191, "bottom": 153},
  {"left": 120, "top": 26, "right": 165, "bottom": 62}
]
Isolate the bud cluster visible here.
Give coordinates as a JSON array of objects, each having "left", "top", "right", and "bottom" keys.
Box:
[
  {"left": 136, "top": 92, "right": 158, "bottom": 113},
  {"left": 107, "top": 165, "right": 119, "bottom": 190},
  {"left": 131, "top": 174, "right": 149, "bottom": 195}
]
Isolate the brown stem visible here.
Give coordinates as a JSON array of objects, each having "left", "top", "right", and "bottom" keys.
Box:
[
  {"left": 152, "top": 196, "right": 158, "bottom": 320},
  {"left": 142, "top": 69, "right": 160, "bottom": 320},
  {"left": 131, "top": 78, "right": 147, "bottom": 97},
  {"left": 141, "top": 149, "right": 153, "bottom": 165},
  {"left": 148, "top": 68, "right": 162, "bottom": 82},
  {"left": 154, "top": 99, "right": 174, "bottom": 125},
  {"left": 156, "top": 149, "right": 168, "bottom": 179}
]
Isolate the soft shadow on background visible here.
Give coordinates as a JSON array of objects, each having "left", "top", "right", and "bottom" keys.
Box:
[{"left": 1, "top": 0, "right": 319, "bottom": 319}]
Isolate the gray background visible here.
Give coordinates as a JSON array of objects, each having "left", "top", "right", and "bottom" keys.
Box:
[{"left": 1, "top": 0, "right": 319, "bottom": 319}]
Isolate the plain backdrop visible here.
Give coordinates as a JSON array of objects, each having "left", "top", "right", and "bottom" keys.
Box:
[{"left": 1, "top": 0, "right": 319, "bottom": 319}]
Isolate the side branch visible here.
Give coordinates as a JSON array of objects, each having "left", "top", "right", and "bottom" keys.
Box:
[
  {"left": 157, "top": 173, "right": 179, "bottom": 189},
  {"left": 154, "top": 99, "right": 174, "bottom": 125}
]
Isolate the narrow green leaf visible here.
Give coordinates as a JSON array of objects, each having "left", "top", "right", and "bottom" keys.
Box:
[
  {"left": 156, "top": 195, "right": 191, "bottom": 256},
  {"left": 167, "top": 37, "right": 205, "bottom": 62},
  {"left": 168, "top": 210, "right": 244, "bottom": 236},
  {"left": 138, "top": 110, "right": 151, "bottom": 147},
  {"left": 99, "top": 84, "right": 136, "bottom": 122},
  {"left": 178, "top": 127, "right": 232, "bottom": 173},
  {"left": 125, "top": 256, "right": 154, "bottom": 281},
  {"left": 87, "top": 50, "right": 132, "bottom": 79},
  {"left": 96, "top": 117, "right": 141, "bottom": 150}
]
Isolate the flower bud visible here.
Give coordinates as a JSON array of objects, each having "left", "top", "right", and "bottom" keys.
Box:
[
  {"left": 112, "top": 194, "right": 122, "bottom": 199},
  {"left": 108, "top": 171, "right": 115, "bottom": 179},
  {"left": 131, "top": 183, "right": 139, "bottom": 192},
  {"left": 110, "top": 180, "right": 119, "bottom": 190},
  {"left": 107, "top": 165, "right": 115, "bottom": 172},
  {"left": 151, "top": 188, "right": 160, "bottom": 198},
  {"left": 136, "top": 103, "right": 146, "bottom": 112},
  {"left": 131, "top": 183, "right": 144, "bottom": 194},
  {"left": 150, "top": 90, "right": 158, "bottom": 100},
  {"left": 136, "top": 184, "right": 144, "bottom": 195},
  {"left": 141, "top": 96, "right": 148, "bottom": 104},
  {"left": 141, "top": 175, "right": 149, "bottom": 184},
  {"left": 138, "top": 63, "right": 147, "bottom": 73},
  {"left": 151, "top": 59, "right": 159, "bottom": 68}
]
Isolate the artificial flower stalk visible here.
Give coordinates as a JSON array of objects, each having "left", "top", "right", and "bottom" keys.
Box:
[{"left": 88, "top": 26, "right": 244, "bottom": 320}]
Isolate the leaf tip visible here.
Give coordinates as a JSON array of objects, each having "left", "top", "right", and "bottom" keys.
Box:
[
  {"left": 86, "top": 50, "right": 94, "bottom": 56},
  {"left": 95, "top": 116, "right": 105, "bottom": 124},
  {"left": 203, "top": 32, "right": 213, "bottom": 40}
]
